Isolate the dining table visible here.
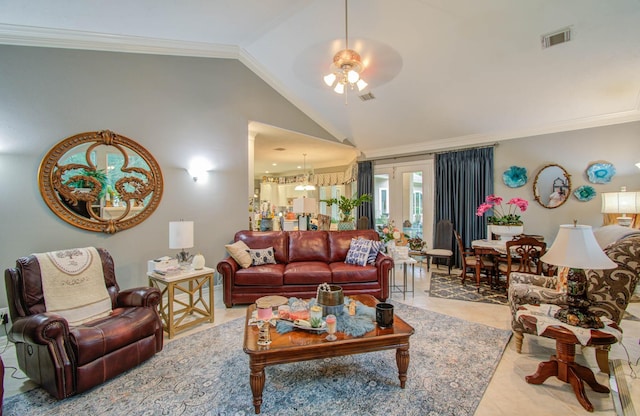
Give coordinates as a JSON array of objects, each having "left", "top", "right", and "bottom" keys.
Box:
[{"left": 470, "top": 239, "right": 508, "bottom": 291}]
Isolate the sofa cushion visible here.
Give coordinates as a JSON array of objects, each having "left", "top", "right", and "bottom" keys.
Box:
[
  {"left": 331, "top": 262, "right": 378, "bottom": 283},
  {"left": 70, "top": 306, "right": 160, "bottom": 366},
  {"left": 345, "top": 238, "right": 372, "bottom": 266},
  {"left": 283, "top": 262, "right": 331, "bottom": 285},
  {"left": 235, "top": 231, "right": 288, "bottom": 264},
  {"left": 225, "top": 240, "right": 252, "bottom": 268},
  {"left": 328, "top": 230, "right": 381, "bottom": 263},
  {"left": 249, "top": 247, "right": 276, "bottom": 266},
  {"left": 234, "top": 264, "right": 285, "bottom": 286},
  {"left": 288, "top": 231, "right": 330, "bottom": 263}
]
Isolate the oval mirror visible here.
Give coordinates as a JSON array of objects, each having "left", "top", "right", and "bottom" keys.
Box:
[
  {"left": 39, "top": 130, "right": 163, "bottom": 233},
  {"left": 533, "top": 163, "right": 571, "bottom": 209}
]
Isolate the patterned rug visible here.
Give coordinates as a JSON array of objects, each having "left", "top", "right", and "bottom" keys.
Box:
[
  {"left": 427, "top": 272, "right": 640, "bottom": 321},
  {"left": 3, "top": 302, "right": 512, "bottom": 416},
  {"left": 428, "top": 271, "right": 509, "bottom": 305}
]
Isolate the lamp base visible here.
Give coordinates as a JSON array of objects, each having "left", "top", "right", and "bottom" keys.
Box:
[
  {"left": 176, "top": 250, "right": 193, "bottom": 266},
  {"left": 554, "top": 306, "right": 604, "bottom": 329}
]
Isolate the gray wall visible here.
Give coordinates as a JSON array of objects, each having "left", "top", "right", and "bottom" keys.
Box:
[
  {"left": 1, "top": 44, "right": 639, "bottom": 309},
  {"left": 494, "top": 121, "right": 640, "bottom": 241},
  {"left": 0, "top": 45, "right": 336, "bottom": 308}
]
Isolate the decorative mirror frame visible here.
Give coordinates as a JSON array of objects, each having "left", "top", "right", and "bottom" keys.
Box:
[
  {"left": 533, "top": 163, "right": 571, "bottom": 209},
  {"left": 38, "top": 130, "right": 163, "bottom": 233}
]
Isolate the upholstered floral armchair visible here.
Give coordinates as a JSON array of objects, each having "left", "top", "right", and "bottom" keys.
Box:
[{"left": 508, "top": 229, "right": 640, "bottom": 373}]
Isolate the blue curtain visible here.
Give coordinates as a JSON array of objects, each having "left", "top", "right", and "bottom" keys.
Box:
[
  {"left": 357, "top": 161, "right": 374, "bottom": 229},
  {"left": 434, "top": 147, "right": 493, "bottom": 266}
]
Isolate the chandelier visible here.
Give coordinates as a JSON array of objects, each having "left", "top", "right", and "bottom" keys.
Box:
[
  {"left": 323, "top": 0, "right": 368, "bottom": 95},
  {"left": 295, "top": 153, "right": 316, "bottom": 191}
]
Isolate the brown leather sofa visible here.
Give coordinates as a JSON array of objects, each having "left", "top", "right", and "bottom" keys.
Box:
[
  {"left": 217, "top": 229, "right": 393, "bottom": 307},
  {"left": 4, "top": 248, "right": 163, "bottom": 399}
]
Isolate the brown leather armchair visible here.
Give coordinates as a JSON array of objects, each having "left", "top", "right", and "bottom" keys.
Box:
[{"left": 4, "top": 248, "right": 163, "bottom": 399}]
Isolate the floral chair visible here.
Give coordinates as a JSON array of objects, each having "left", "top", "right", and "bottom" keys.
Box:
[{"left": 507, "top": 230, "right": 640, "bottom": 373}]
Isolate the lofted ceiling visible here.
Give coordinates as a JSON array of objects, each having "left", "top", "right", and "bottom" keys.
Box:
[{"left": 1, "top": 0, "right": 640, "bottom": 169}]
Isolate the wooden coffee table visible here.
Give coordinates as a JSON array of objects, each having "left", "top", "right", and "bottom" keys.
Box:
[
  {"left": 519, "top": 312, "right": 619, "bottom": 412},
  {"left": 243, "top": 294, "right": 415, "bottom": 414}
]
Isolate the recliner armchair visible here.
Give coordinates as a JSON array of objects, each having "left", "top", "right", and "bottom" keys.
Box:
[
  {"left": 508, "top": 229, "right": 640, "bottom": 373},
  {"left": 4, "top": 247, "right": 163, "bottom": 399}
]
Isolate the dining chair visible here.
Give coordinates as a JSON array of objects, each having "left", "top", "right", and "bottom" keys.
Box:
[
  {"left": 496, "top": 236, "right": 547, "bottom": 289},
  {"left": 454, "top": 230, "right": 495, "bottom": 290},
  {"left": 425, "top": 219, "right": 454, "bottom": 274}
]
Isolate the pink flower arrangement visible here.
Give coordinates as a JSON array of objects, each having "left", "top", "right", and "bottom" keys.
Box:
[{"left": 476, "top": 195, "right": 528, "bottom": 225}]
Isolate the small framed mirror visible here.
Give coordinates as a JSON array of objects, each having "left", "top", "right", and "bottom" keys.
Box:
[
  {"left": 533, "top": 163, "right": 571, "bottom": 209},
  {"left": 39, "top": 130, "right": 163, "bottom": 233}
]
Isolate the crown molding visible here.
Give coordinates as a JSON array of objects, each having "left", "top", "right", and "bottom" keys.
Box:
[
  {"left": 0, "top": 23, "right": 239, "bottom": 58},
  {"left": 362, "top": 109, "right": 640, "bottom": 159}
]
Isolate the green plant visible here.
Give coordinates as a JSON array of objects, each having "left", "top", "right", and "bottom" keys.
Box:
[{"left": 321, "top": 193, "right": 372, "bottom": 222}]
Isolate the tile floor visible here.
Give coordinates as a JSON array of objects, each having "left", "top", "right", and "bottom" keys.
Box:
[{"left": 1, "top": 264, "right": 639, "bottom": 415}]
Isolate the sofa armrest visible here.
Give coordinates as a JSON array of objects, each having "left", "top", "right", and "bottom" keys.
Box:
[
  {"left": 9, "top": 313, "right": 76, "bottom": 399},
  {"left": 117, "top": 286, "right": 161, "bottom": 308},
  {"left": 9, "top": 313, "right": 70, "bottom": 345},
  {"left": 375, "top": 253, "right": 394, "bottom": 300},
  {"left": 510, "top": 272, "right": 557, "bottom": 289},
  {"left": 217, "top": 258, "right": 240, "bottom": 308}
]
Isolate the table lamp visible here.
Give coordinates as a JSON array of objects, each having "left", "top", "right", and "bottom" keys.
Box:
[
  {"left": 540, "top": 222, "right": 616, "bottom": 328},
  {"left": 169, "top": 220, "right": 194, "bottom": 265},
  {"left": 293, "top": 196, "right": 317, "bottom": 231},
  {"left": 601, "top": 187, "right": 640, "bottom": 227}
]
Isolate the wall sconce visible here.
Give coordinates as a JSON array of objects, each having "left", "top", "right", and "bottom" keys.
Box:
[{"left": 187, "top": 157, "right": 211, "bottom": 183}]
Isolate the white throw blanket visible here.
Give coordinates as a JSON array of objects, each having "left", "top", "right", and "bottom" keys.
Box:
[{"left": 35, "top": 247, "right": 112, "bottom": 326}]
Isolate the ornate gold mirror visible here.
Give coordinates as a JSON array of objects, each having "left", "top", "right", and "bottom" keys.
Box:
[
  {"left": 533, "top": 163, "right": 571, "bottom": 209},
  {"left": 39, "top": 130, "right": 163, "bottom": 233}
]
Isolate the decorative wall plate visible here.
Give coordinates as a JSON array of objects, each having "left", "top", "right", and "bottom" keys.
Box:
[
  {"left": 573, "top": 185, "right": 596, "bottom": 202},
  {"left": 502, "top": 166, "right": 527, "bottom": 188},
  {"left": 586, "top": 163, "right": 615, "bottom": 184}
]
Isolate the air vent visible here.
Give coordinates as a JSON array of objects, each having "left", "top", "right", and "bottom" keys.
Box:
[
  {"left": 541, "top": 27, "right": 572, "bottom": 49},
  {"left": 358, "top": 92, "right": 376, "bottom": 101}
]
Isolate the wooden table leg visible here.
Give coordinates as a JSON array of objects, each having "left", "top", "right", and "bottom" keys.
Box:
[
  {"left": 475, "top": 254, "right": 481, "bottom": 293},
  {"left": 525, "top": 340, "right": 609, "bottom": 412},
  {"left": 396, "top": 345, "right": 410, "bottom": 388},
  {"left": 249, "top": 359, "right": 266, "bottom": 414}
]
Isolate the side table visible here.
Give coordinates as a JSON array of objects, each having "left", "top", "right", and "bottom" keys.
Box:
[
  {"left": 148, "top": 266, "right": 215, "bottom": 338},
  {"left": 518, "top": 310, "right": 620, "bottom": 412},
  {"left": 391, "top": 257, "right": 416, "bottom": 300}
]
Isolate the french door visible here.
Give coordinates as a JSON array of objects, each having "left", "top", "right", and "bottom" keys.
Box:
[{"left": 374, "top": 160, "right": 434, "bottom": 245}]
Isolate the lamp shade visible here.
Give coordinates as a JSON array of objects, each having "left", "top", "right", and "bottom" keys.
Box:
[
  {"left": 601, "top": 191, "right": 640, "bottom": 214},
  {"left": 540, "top": 224, "right": 616, "bottom": 270},
  {"left": 293, "top": 197, "right": 317, "bottom": 214},
  {"left": 169, "top": 221, "right": 194, "bottom": 249}
]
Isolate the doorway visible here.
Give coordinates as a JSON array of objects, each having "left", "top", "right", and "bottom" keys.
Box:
[{"left": 374, "top": 160, "right": 434, "bottom": 245}]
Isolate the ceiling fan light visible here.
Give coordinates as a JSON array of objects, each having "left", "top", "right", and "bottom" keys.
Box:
[
  {"left": 347, "top": 69, "right": 360, "bottom": 83},
  {"left": 356, "top": 79, "right": 368, "bottom": 91},
  {"left": 323, "top": 73, "right": 336, "bottom": 86},
  {"left": 334, "top": 83, "right": 345, "bottom": 94}
]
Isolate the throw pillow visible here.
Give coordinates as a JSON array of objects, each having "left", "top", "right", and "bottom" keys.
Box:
[
  {"left": 225, "top": 240, "right": 252, "bottom": 269},
  {"left": 345, "top": 238, "right": 372, "bottom": 266},
  {"left": 367, "top": 239, "right": 384, "bottom": 265},
  {"left": 249, "top": 247, "right": 277, "bottom": 266}
]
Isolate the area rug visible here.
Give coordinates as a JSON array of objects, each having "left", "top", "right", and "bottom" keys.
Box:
[
  {"left": 428, "top": 271, "right": 509, "bottom": 305},
  {"left": 3, "top": 302, "right": 512, "bottom": 416}
]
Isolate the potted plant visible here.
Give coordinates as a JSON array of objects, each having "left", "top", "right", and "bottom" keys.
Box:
[{"left": 321, "top": 193, "right": 372, "bottom": 230}]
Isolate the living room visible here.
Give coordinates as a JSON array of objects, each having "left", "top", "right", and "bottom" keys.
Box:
[{"left": 1, "top": 2, "right": 640, "bottom": 414}]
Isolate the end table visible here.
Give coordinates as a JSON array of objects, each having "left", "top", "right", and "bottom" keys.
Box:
[
  {"left": 518, "top": 309, "right": 620, "bottom": 412},
  {"left": 148, "top": 266, "right": 215, "bottom": 338}
]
